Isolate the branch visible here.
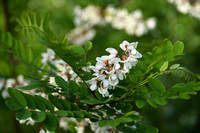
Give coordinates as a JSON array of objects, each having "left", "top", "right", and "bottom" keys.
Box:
[{"left": 2, "top": 0, "right": 10, "bottom": 32}]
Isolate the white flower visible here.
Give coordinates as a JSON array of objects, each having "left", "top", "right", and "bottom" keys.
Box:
[
  {"left": 132, "top": 9, "right": 143, "bottom": 19},
  {"left": 2, "top": 89, "right": 9, "bottom": 99},
  {"left": 39, "top": 129, "right": 52, "bottom": 133},
  {"left": 108, "top": 72, "right": 119, "bottom": 86},
  {"left": 88, "top": 79, "right": 97, "bottom": 91},
  {"left": 19, "top": 118, "right": 35, "bottom": 126},
  {"left": 175, "top": 0, "right": 191, "bottom": 14},
  {"left": 108, "top": 58, "right": 121, "bottom": 70},
  {"left": 15, "top": 75, "right": 28, "bottom": 87},
  {"left": 112, "top": 9, "right": 129, "bottom": 30},
  {"left": 0, "top": 79, "right": 4, "bottom": 89},
  {"left": 59, "top": 117, "right": 69, "bottom": 131},
  {"left": 98, "top": 79, "right": 109, "bottom": 97},
  {"left": 95, "top": 56, "right": 109, "bottom": 70},
  {"left": 5, "top": 79, "right": 16, "bottom": 88},
  {"left": 67, "top": 25, "right": 96, "bottom": 45},
  {"left": 106, "top": 48, "right": 118, "bottom": 59},
  {"left": 120, "top": 41, "right": 138, "bottom": 52},
  {"left": 146, "top": 17, "right": 156, "bottom": 29},
  {"left": 88, "top": 40, "right": 142, "bottom": 97},
  {"left": 116, "top": 69, "right": 126, "bottom": 80},
  {"left": 74, "top": 6, "right": 102, "bottom": 26},
  {"left": 41, "top": 48, "right": 55, "bottom": 65},
  {"left": 167, "top": 0, "right": 200, "bottom": 20},
  {"left": 104, "top": 6, "right": 117, "bottom": 23},
  {"left": 135, "top": 22, "right": 147, "bottom": 37}
]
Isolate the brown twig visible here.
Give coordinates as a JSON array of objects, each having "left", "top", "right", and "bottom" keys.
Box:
[
  {"left": 2, "top": 0, "right": 20, "bottom": 133},
  {"left": 2, "top": 0, "right": 10, "bottom": 32}
]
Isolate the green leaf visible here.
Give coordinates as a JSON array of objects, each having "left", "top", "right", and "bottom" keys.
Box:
[
  {"left": 59, "top": 99, "right": 71, "bottom": 110},
  {"left": 35, "top": 95, "right": 54, "bottom": 111},
  {"left": 124, "top": 111, "right": 136, "bottom": 117},
  {"left": 129, "top": 114, "right": 143, "bottom": 121},
  {"left": 54, "top": 110, "right": 69, "bottom": 117},
  {"left": 68, "top": 45, "right": 85, "bottom": 55},
  {"left": 173, "top": 41, "right": 184, "bottom": 56},
  {"left": 28, "top": 11, "right": 34, "bottom": 25},
  {"left": 55, "top": 76, "right": 68, "bottom": 90},
  {"left": 106, "top": 108, "right": 116, "bottom": 116},
  {"left": 147, "top": 97, "right": 157, "bottom": 108},
  {"left": 82, "top": 111, "right": 96, "bottom": 118},
  {"left": 6, "top": 33, "right": 13, "bottom": 47},
  {"left": 135, "top": 100, "right": 146, "bottom": 108},
  {"left": 160, "top": 61, "right": 168, "bottom": 72},
  {"left": 48, "top": 95, "right": 63, "bottom": 110},
  {"left": 115, "top": 101, "right": 125, "bottom": 110},
  {"left": 144, "top": 126, "right": 158, "bottom": 133},
  {"left": 32, "top": 96, "right": 46, "bottom": 111},
  {"left": 31, "top": 111, "right": 46, "bottom": 122},
  {"left": 36, "top": 12, "right": 41, "bottom": 27},
  {"left": 26, "top": 48, "right": 33, "bottom": 63},
  {"left": 23, "top": 12, "right": 29, "bottom": 25},
  {"left": 18, "top": 83, "right": 43, "bottom": 90},
  {"left": 170, "top": 64, "right": 180, "bottom": 70},
  {"left": 70, "top": 103, "right": 79, "bottom": 111},
  {"left": 5, "top": 99, "right": 22, "bottom": 110},
  {"left": 15, "top": 109, "right": 31, "bottom": 120},
  {"left": 73, "top": 111, "right": 84, "bottom": 118},
  {"left": 148, "top": 78, "right": 166, "bottom": 95},
  {"left": 65, "top": 111, "right": 74, "bottom": 117},
  {"left": 68, "top": 80, "right": 79, "bottom": 94},
  {"left": 151, "top": 93, "right": 167, "bottom": 105},
  {"left": 160, "top": 40, "right": 174, "bottom": 61},
  {"left": 8, "top": 88, "right": 27, "bottom": 108},
  {"left": 179, "top": 93, "right": 191, "bottom": 100},
  {"left": 43, "top": 112, "right": 57, "bottom": 132},
  {"left": 118, "top": 117, "right": 133, "bottom": 123},
  {"left": 122, "top": 103, "right": 132, "bottom": 113},
  {"left": 164, "top": 83, "right": 183, "bottom": 97},
  {"left": 43, "top": 13, "right": 50, "bottom": 31},
  {"left": 22, "top": 94, "right": 36, "bottom": 109},
  {"left": 136, "top": 85, "right": 148, "bottom": 99},
  {"left": 84, "top": 42, "right": 92, "bottom": 51},
  {"left": 99, "top": 120, "right": 120, "bottom": 127}
]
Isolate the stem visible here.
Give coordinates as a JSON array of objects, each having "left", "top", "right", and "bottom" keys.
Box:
[
  {"left": 2, "top": 1, "right": 20, "bottom": 132},
  {"left": 12, "top": 111, "right": 20, "bottom": 133},
  {"left": 2, "top": 0, "right": 10, "bottom": 32},
  {"left": 73, "top": 69, "right": 97, "bottom": 99}
]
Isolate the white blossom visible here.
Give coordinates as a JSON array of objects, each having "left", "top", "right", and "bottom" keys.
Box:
[
  {"left": 68, "top": 5, "right": 157, "bottom": 45},
  {"left": 0, "top": 79, "right": 4, "bottom": 89},
  {"left": 41, "top": 48, "right": 55, "bottom": 65},
  {"left": 87, "top": 40, "right": 142, "bottom": 97},
  {"left": 59, "top": 117, "right": 69, "bottom": 131},
  {"left": 167, "top": 0, "right": 200, "bottom": 20},
  {"left": 146, "top": 17, "right": 157, "bottom": 29},
  {"left": 19, "top": 118, "right": 35, "bottom": 126},
  {"left": 67, "top": 24, "right": 96, "bottom": 45}
]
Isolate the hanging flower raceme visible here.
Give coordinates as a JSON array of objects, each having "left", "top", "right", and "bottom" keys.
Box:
[
  {"left": 68, "top": 5, "right": 157, "bottom": 45},
  {"left": 88, "top": 40, "right": 142, "bottom": 97},
  {"left": 41, "top": 48, "right": 81, "bottom": 84}
]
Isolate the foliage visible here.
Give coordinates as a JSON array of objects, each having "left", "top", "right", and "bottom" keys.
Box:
[{"left": 0, "top": 4, "right": 200, "bottom": 133}]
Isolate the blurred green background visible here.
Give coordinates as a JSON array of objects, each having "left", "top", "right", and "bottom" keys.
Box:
[{"left": 0, "top": 0, "right": 200, "bottom": 132}]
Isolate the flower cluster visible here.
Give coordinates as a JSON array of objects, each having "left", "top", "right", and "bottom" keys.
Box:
[
  {"left": 67, "top": 5, "right": 156, "bottom": 45},
  {"left": 104, "top": 6, "right": 156, "bottom": 36},
  {"left": 0, "top": 75, "right": 29, "bottom": 99},
  {"left": 167, "top": 0, "right": 200, "bottom": 20},
  {"left": 0, "top": 42, "right": 142, "bottom": 133},
  {"left": 88, "top": 41, "right": 142, "bottom": 97},
  {"left": 41, "top": 48, "right": 81, "bottom": 84},
  {"left": 58, "top": 104, "right": 140, "bottom": 133}
]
